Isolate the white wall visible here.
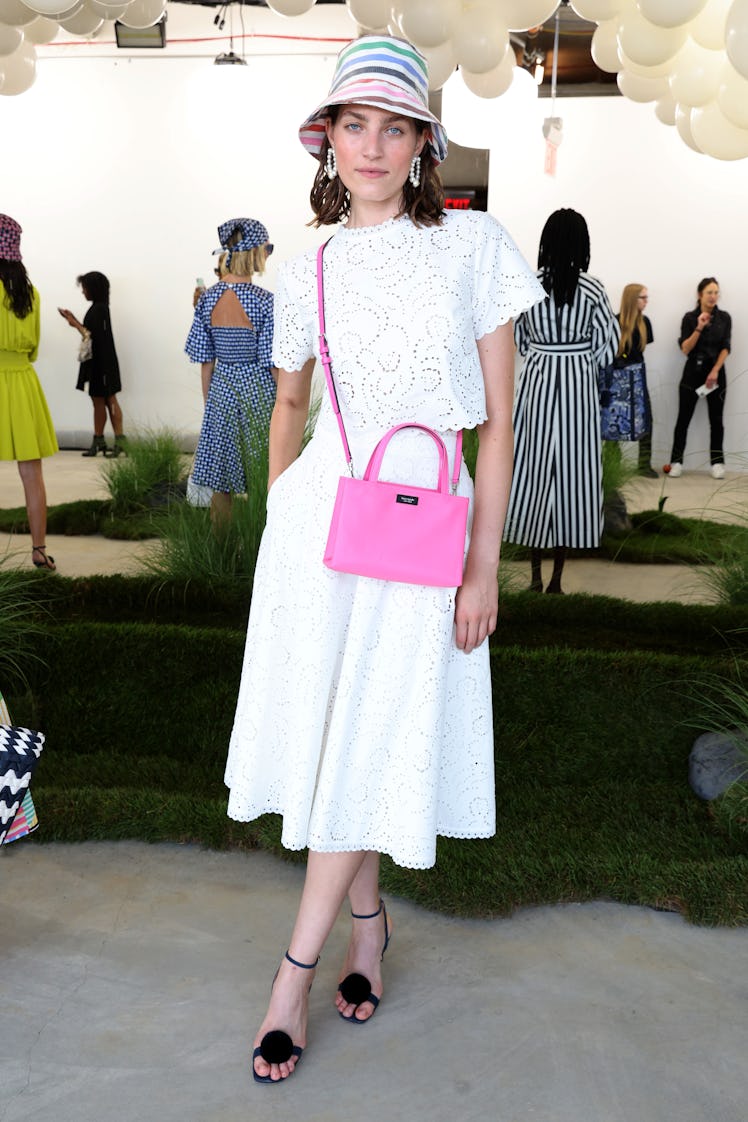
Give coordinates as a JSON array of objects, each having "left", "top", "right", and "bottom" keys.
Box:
[
  {"left": 1, "top": 2, "right": 747, "bottom": 472},
  {"left": 446, "top": 80, "right": 748, "bottom": 473}
]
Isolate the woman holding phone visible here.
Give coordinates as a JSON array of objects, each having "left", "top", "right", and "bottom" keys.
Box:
[{"left": 669, "top": 277, "right": 731, "bottom": 479}]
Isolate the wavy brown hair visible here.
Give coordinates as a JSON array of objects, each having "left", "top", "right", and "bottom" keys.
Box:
[{"left": 309, "top": 107, "right": 445, "bottom": 228}]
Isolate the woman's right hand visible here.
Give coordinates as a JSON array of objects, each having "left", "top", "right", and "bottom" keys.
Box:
[
  {"left": 696, "top": 311, "right": 711, "bottom": 331},
  {"left": 58, "top": 308, "right": 77, "bottom": 327}
]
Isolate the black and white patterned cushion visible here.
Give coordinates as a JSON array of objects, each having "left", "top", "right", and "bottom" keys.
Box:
[{"left": 0, "top": 725, "right": 45, "bottom": 845}]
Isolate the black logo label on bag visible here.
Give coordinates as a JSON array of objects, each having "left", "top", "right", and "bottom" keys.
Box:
[{"left": 396, "top": 494, "right": 419, "bottom": 505}]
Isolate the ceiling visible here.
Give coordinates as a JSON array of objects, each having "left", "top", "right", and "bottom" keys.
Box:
[{"left": 182, "top": 1, "right": 618, "bottom": 96}]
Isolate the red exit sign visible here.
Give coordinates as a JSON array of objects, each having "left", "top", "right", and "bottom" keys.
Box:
[{"left": 445, "top": 191, "right": 476, "bottom": 210}]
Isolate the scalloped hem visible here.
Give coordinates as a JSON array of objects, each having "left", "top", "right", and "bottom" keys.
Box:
[{"left": 226, "top": 805, "right": 495, "bottom": 871}]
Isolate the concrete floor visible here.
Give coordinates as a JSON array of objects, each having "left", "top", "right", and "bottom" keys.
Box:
[
  {"left": 1, "top": 454, "right": 748, "bottom": 1120},
  {"left": 1, "top": 842, "right": 747, "bottom": 1122}
]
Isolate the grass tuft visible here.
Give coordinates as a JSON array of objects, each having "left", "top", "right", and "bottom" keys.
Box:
[{"left": 102, "top": 429, "right": 187, "bottom": 515}]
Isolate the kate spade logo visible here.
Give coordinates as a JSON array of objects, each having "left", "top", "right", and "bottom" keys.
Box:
[{"left": 396, "top": 494, "right": 418, "bottom": 505}]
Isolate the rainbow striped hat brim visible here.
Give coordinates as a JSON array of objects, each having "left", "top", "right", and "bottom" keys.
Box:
[{"left": 298, "top": 35, "right": 448, "bottom": 165}]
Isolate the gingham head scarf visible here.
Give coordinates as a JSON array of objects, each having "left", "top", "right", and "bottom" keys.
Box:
[
  {"left": 0, "top": 215, "right": 23, "bottom": 263},
  {"left": 298, "top": 35, "right": 448, "bottom": 165},
  {"left": 213, "top": 218, "right": 271, "bottom": 269}
]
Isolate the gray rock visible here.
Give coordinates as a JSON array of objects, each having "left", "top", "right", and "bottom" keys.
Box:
[
  {"left": 688, "top": 731, "right": 748, "bottom": 800},
  {"left": 603, "top": 489, "right": 632, "bottom": 536}
]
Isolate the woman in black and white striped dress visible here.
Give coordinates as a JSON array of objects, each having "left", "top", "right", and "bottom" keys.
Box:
[{"left": 504, "top": 209, "right": 619, "bottom": 593}]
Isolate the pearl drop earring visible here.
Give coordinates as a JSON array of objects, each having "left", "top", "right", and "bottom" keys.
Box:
[
  {"left": 409, "top": 155, "right": 421, "bottom": 188},
  {"left": 325, "top": 146, "right": 338, "bottom": 181}
]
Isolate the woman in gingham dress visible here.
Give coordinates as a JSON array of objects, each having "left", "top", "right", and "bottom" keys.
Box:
[
  {"left": 185, "top": 218, "right": 275, "bottom": 522},
  {"left": 503, "top": 209, "right": 619, "bottom": 593}
]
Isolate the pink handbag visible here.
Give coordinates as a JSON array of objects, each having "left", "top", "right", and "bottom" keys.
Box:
[{"left": 317, "top": 242, "right": 469, "bottom": 588}]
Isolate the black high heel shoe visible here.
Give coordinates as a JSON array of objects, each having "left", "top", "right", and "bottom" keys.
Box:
[
  {"left": 252, "top": 951, "right": 318, "bottom": 1085},
  {"left": 31, "top": 546, "right": 56, "bottom": 572},
  {"left": 337, "top": 899, "right": 390, "bottom": 1024}
]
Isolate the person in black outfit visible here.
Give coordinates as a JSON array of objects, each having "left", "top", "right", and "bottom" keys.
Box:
[
  {"left": 669, "top": 277, "right": 730, "bottom": 479},
  {"left": 59, "top": 271, "right": 126, "bottom": 457}
]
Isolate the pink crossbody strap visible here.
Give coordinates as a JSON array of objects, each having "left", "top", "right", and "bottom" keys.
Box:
[
  {"left": 317, "top": 241, "right": 353, "bottom": 473},
  {"left": 316, "top": 240, "right": 462, "bottom": 490}
]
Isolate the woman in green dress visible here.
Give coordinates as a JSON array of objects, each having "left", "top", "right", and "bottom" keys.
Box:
[{"left": 0, "top": 214, "right": 58, "bottom": 571}]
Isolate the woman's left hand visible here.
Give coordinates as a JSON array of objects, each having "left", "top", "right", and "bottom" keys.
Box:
[
  {"left": 454, "top": 570, "right": 499, "bottom": 654},
  {"left": 706, "top": 370, "right": 719, "bottom": 388}
]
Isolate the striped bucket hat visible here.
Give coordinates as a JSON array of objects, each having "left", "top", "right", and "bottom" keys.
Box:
[{"left": 299, "top": 35, "right": 448, "bottom": 165}]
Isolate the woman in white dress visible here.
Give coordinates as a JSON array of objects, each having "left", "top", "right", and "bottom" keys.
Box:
[{"left": 226, "top": 36, "right": 544, "bottom": 1084}]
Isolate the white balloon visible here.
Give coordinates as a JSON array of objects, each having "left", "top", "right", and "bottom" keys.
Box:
[
  {"left": 23, "top": 14, "right": 59, "bottom": 41},
  {"left": 461, "top": 48, "right": 515, "bottom": 97},
  {"left": 617, "top": 48, "right": 677, "bottom": 77},
  {"left": 23, "top": 0, "right": 77, "bottom": 13},
  {"left": 655, "top": 89, "right": 677, "bottom": 123},
  {"left": 689, "top": 0, "right": 731, "bottom": 50},
  {"left": 399, "top": 0, "right": 460, "bottom": 49},
  {"left": 675, "top": 102, "right": 703, "bottom": 151},
  {"left": 718, "top": 61, "right": 748, "bottom": 127},
  {"left": 42, "top": 1, "right": 82, "bottom": 17},
  {"left": 591, "top": 18, "right": 621, "bottom": 71},
  {"left": 496, "top": 0, "right": 560, "bottom": 32},
  {"left": 345, "top": 0, "right": 389, "bottom": 30},
  {"left": 691, "top": 99, "right": 748, "bottom": 157},
  {"left": 726, "top": 0, "right": 748, "bottom": 80},
  {"left": 668, "top": 39, "right": 724, "bottom": 106},
  {"left": 637, "top": 0, "right": 706, "bottom": 28},
  {"left": 59, "top": 4, "right": 102, "bottom": 33},
  {"left": 420, "top": 37, "right": 457, "bottom": 90},
  {"left": 617, "top": 67, "right": 669, "bottom": 101},
  {"left": 570, "top": 0, "right": 623, "bottom": 17},
  {"left": 89, "top": 0, "right": 129, "bottom": 16},
  {"left": 266, "top": 0, "right": 316, "bottom": 15},
  {"left": 452, "top": 5, "right": 509, "bottom": 74},
  {"left": 0, "top": 23, "right": 23, "bottom": 55},
  {"left": 0, "top": 0, "right": 38, "bottom": 25},
  {"left": 0, "top": 36, "right": 35, "bottom": 94},
  {"left": 118, "top": 0, "right": 165, "bottom": 30},
  {"left": 617, "top": 10, "right": 686, "bottom": 65}
]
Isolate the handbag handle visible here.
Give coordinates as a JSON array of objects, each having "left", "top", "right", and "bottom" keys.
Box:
[
  {"left": 365, "top": 423, "right": 450, "bottom": 494},
  {"left": 316, "top": 241, "right": 463, "bottom": 491}
]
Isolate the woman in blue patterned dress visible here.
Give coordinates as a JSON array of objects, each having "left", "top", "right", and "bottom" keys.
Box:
[{"left": 185, "top": 218, "right": 275, "bottom": 523}]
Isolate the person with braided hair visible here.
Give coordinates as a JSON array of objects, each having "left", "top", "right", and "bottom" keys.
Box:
[{"left": 503, "top": 208, "right": 620, "bottom": 594}]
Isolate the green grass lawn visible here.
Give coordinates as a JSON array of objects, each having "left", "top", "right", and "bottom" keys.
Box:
[{"left": 8, "top": 623, "right": 747, "bottom": 927}]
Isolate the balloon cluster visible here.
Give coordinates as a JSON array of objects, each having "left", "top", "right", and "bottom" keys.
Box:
[
  {"left": 347, "top": 0, "right": 559, "bottom": 96},
  {"left": 4, "top": 0, "right": 748, "bottom": 162},
  {"left": 0, "top": 0, "right": 167, "bottom": 95},
  {"left": 350, "top": 0, "right": 748, "bottom": 161},
  {"left": 578, "top": 0, "right": 748, "bottom": 160}
]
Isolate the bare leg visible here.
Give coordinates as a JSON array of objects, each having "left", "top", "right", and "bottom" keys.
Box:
[
  {"left": 17, "top": 459, "right": 49, "bottom": 555},
  {"left": 105, "top": 395, "right": 124, "bottom": 436},
  {"left": 252, "top": 849, "right": 370, "bottom": 1082},
  {"left": 91, "top": 397, "right": 107, "bottom": 436},
  {"left": 335, "top": 850, "right": 391, "bottom": 1022},
  {"left": 210, "top": 491, "right": 232, "bottom": 531}
]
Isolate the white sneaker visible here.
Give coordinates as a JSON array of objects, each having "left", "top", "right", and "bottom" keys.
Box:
[
  {"left": 711, "top": 463, "right": 725, "bottom": 480},
  {"left": 669, "top": 462, "right": 682, "bottom": 477}
]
